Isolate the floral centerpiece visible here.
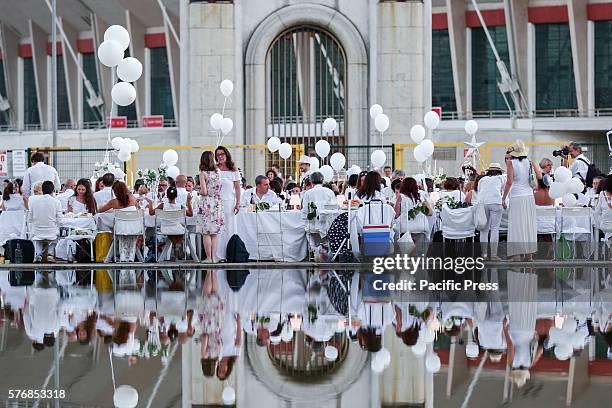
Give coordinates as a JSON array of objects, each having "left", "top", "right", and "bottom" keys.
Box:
[
  {"left": 136, "top": 164, "right": 168, "bottom": 191},
  {"left": 434, "top": 196, "right": 463, "bottom": 211},
  {"left": 433, "top": 173, "right": 446, "bottom": 187}
]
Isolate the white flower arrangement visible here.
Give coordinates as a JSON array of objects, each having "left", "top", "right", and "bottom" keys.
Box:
[{"left": 136, "top": 165, "right": 168, "bottom": 190}]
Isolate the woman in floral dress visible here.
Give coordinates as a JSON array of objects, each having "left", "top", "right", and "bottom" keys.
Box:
[
  {"left": 197, "top": 151, "right": 224, "bottom": 262},
  {"left": 197, "top": 270, "right": 225, "bottom": 377}
]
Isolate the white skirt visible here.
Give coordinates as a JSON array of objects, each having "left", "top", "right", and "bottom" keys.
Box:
[
  {"left": 507, "top": 195, "right": 537, "bottom": 256},
  {"left": 215, "top": 199, "right": 237, "bottom": 260},
  {"left": 507, "top": 271, "right": 537, "bottom": 332}
]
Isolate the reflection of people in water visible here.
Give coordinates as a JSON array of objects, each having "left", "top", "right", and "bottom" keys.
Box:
[
  {"left": 393, "top": 303, "right": 433, "bottom": 346},
  {"left": 61, "top": 286, "right": 98, "bottom": 345},
  {"left": 24, "top": 285, "right": 61, "bottom": 350},
  {"left": 112, "top": 289, "right": 145, "bottom": 345},
  {"left": 197, "top": 271, "right": 225, "bottom": 377}
]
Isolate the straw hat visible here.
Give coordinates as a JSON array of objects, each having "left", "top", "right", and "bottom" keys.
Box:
[
  {"left": 487, "top": 162, "right": 503, "bottom": 171},
  {"left": 507, "top": 140, "right": 529, "bottom": 157},
  {"left": 509, "top": 369, "right": 531, "bottom": 388},
  {"left": 298, "top": 155, "right": 311, "bottom": 164}
]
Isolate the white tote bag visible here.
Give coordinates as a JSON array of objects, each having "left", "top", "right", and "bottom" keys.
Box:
[{"left": 475, "top": 202, "right": 487, "bottom": 231}]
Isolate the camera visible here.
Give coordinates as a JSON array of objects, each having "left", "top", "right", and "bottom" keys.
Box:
[{"left": 552, "top": 146, "right": 569, "bottom": 157}]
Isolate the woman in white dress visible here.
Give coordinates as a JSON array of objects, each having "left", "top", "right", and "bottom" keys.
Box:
[
  {"left": 0, "top": 182, "right": 27, "bottom": 243},
  {"left": 1, "top": 182, "right": 26, "bottom": 211},
  {"left": 214, "top": 146, "right": 241, "bottom": 261},
  {"left": 67, "top": 178, "right": 97, "bottom": 214},
  {"left": 393, "top": 177, "right": 433, "bottom": 244},
  {"left": 502, "top": 140, "right": 542, "bottom": 259},
  {"left": 477, "top": 163, "right": 505, "bottom": 258}
]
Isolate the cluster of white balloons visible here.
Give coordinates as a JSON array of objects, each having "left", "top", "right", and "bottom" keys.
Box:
[
  {"left": 111, "top": 137, "right": 139, "bottom": 162},
  {"left": 548, "top": 166, "right": 584, "bottom": 207},
  {"left": 368, "top": 104, "right": 389, "bottom": 168},
  {"left": 98, "top": 25, "right": 143, "bottom": 107},
  {"left": 411, "top": 111, "right": 440, "bottom": 163},
  {"left": 162, "top": 149, "right": 180, "bottom": 179},
  {"left": 548, "top": 318, "right": 584, "bottom": 361},
  {"left": 266, "top": 138, "right": 292, "bottom": 161},
  {"left": 210, "top": 80, "right": 235, "bottom": 140}
]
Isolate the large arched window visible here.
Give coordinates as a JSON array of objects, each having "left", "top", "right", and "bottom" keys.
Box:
[{"left": 266, "top": 26, "right": 346, "bottom": 170}]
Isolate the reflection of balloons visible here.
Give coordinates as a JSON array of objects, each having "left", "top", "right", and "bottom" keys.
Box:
[
  {"left": 267, "top": 137, "right": 281, "bottom": 152},
  {"left": 567, "top": 177, "right": 584, "bottom": 194},
  {"left": 425, "top": 353, "right": 441, "bottom": 373},
  {"left": 117, "top": 57, "right": 142, "bottom": 83},
  {"left": 570, "top": 332, "right": 585, "bottom": 349},
  {"left": 369, "top": 104, "right": 383, "bottom": 119},
  {"left": 371, "top": 357, "right": 385, "bottom": 373},
  {"left": 562, "top": 193, "right": 577, "bottom": 207},
  {"left": 410, "top": 125, "right": 426, "bottom": 144},
  {"left": 111, "top": 82, "right": 136, "bottom": 106},
  {"left": 554, "top": 344, "right": 572, "bottom": 361},
  {"left": 111, "top": 137, "right": 125, "bottom": 150},
  {"left": 97, "top": 40, "right": 124, "bottom": 67},
  {"left": 554, "top": 166, "right": 572, "bottom": 183},
  {"left": 113, "top": 385, "right": 138, "bottom": 408},
  {"left": 562, "top": 318, "right": 577, "bottom": 333},
  {"left": 221, "top": 117, "right": 233, "bottom": 135},
  {"left": 465, "top": 120, "right": 478, "bottom": 135},
  {"left": 466, "top": 343, "right": 479, "bottom": 358},
  {"left": 374, "top": 113, "right": 390, "bottom": 133},
  {"left": 325, "top": 346, "right": 339, "bottom": 362},
  {"left": 330, "top": 152, "right": 346, "bottom": 171},
  {"left": 309, "top": 156, "right": 320, "bottom": 170},
  {"left": 548, "top": 181, "right": 567, "bottom": 199},
  {"left": 315, "top": 140, "right": 331, "bottom": 158},
  {"left": 319, "top": 165, "right": 334, "bottom": 182},
  {"left": 117, "top": 150, "right": 131, "bottom": 162},
  {"left": 420, "top": 139, "right": 435, "bottom": 158},
  {"left": 279, "top": 143, "right": 292, "bottom": 159},
  {"left": 371, "top": 150, "right": 386, "bottom": 168},
  {"left": 323, "top": 117, "right": 337, "bottom": 133},
  {"left": 166, "top": 165, "right": 180, "bottom": 179},
  {"left": 104, "top": 25, "right": 130, "bottom": 51},
  {"left": 220, "top": 79, "right": 234, "bottom": 97},
  {"left": 210, "top": 113, "right": 223, "bottom": 130},
  {"left": 162, "top": 149, "right": 179, "bottom": 166},
  {"left": 375, "top": 348, "right": 391, "bottom": 367},
  {"left": 424, "top": 111, "right": 440, "bottom": 129},
  {"left": 548, "top": 327, "right": 563, "bottom": 345},
  {"left": 221, "top": 386, "right": 236, "bottom": 405},
  {"left": 422, "top": 327, "right": 436, "bottom": 344},
  {"left": 411, "top": 339, "right": 426, "bottom": 356}
]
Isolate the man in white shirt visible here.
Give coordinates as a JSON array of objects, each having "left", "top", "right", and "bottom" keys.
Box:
[
  {"left": 298, "top": 155, "right": 311, "bottom": 183},
  {"left": 173, "top": 175, "right": 189, "bottom": 206},
  {"left": 241, "top": 175, "right": 281, "bottom": 206},
  {"left": 93, "top": 173, "right": 115, "bottom": 208},
  {"left": 301, "top": 171, "right": 336, "bottom": 217},
  {"left": 567, "top": 142, "right": 590, "bottom": 182},
  {"left": 22, "top": 152, "right": 61, "bottom": 198},
  {"left": 29, "top": 181, "right": 63, "bottom": 261}
]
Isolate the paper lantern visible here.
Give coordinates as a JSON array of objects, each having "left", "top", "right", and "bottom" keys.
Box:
[
  {"left": 371, "top": 357, "right": 385, "bottom": 373},
  {"left": 117, "top": 57, "right": 142, "bottom": 83},
  {"left": 104, "top": 25, "right": 130, "bottom": 51},
  {"left": 375, "top": 348, "right": 391, "bottom": 367},
  {"left": 128, "top": 139, "right": 139, "bottom": 153},
  {"left": 554, "top": 344, "right": 572, "bottom": 361},
  {"left": 97, "top": 40, "right": 123, "bottom": 67},
  {"left": 466, "top": 343, "right": 479, "bottom": 358}
]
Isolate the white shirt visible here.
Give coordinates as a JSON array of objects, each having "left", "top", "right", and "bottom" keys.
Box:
[
  {"left": 358, "top": 190, "right": 383, "bottom": 203},
  {"left": 570, "top": 154, "right": 590, "bottom": 181},
  {"left": 381, "top": 186, "right": 395, "bottom": 203},
  {"left": 28, "top": 194, "right": 63, "bottom": 240},
  {"left": 240, "top": 187, "right": 281, "bottom": 206},
  {"left": 477, "top": 175, "right": 504, "bottom": 205},
  {"left": 56, "top": 189, "right": 74, "bottom": 211},
  {"left": 509, "top": 158, "right": 534, "bottom": 198},
  {"left": 22, "top": 162, "right": 61, "bottom": 198},
  {"left": 176, "top": 187, "right": 189, "bottom": 206},
  {"left": 301, "top": 185, "right": 336, "bottom": 217},
  {"left": 94, "top": 187, "right": 113, "bottom": 208}
]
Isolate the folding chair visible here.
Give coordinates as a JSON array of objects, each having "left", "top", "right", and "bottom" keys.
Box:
[
  {"left": 440, "top": 206, "right": 476, "bottom": 241},
  {"left": 560, "top": 207, "right": 593, "bottom": 288},
  {"left": 255, "top": 208, "right": 284, "bottom": 261},
  {"left": 154, "top": 209, "right": 190, "bottom": 262},
  {"left": 112, "top": 209, "right": 146, "bottom": 263}
]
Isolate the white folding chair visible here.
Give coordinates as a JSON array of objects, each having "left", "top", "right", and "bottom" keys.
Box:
[
  {"left": 154, "top": 209, "right": 188, "bottom": 262},
  {"left": 440, "top": 206, "right": 476, "bottom": 241},
  {"left": 255, "top": 208, "right": 284, "bottom": 261},
  {"left": 560, "top": 207, "right": 593, "bottom": 287},
  {"left": 112, "top": 209, "right": 146, "bottom": 262}
]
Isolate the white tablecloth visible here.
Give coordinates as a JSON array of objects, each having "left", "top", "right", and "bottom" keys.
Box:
[{"left": 236, "top": 210, "right": 307, "bottom": 261}]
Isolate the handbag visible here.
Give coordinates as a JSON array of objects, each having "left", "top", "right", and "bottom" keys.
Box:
[
  {"left": 529, "top": 160, "right": 537, "bottom": 188},
  {"left": 475, "top": 202, "right": 487, "bottom": 230}
]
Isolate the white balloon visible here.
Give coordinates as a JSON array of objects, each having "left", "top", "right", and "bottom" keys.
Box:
[
  {"left": 414, "top": 144, "right": 427, "bottom": 163},
  {"left": 567, "top": 177, "right": 584, "bottom": 194},
  {"left": 375, "top": 348, "right": 391, "bottom": 367},
  {"left": 369, "top": 104, "right": 383, "bottom": 119},
  {"left": 420, "top": 139, "right": 435, "bottom": 158},
  {"left": 323, "top": 117, "right": 337, "bottom": 133},
  {"left": 210, "top": 113, "right": 223, "bottom": 130},
  {"left": 220, "top": 79, "right": 234, "bottom": 97},
  {"left": 410, "top": 125, "right": 426, "bottom": 144},
  {"left": 371, "top": 150, "right": 386, "bottom": 168},
  {"left": 562, "top": 193, "right": 577, "bottom": 207},
  {"left": 162, "top": 149, "right": 179, "bottom": 166},
  {"left": 113, "top": 167, "right": 125, "bottom": 179},
  {"left": 324, "top": 345, "right": 339, "bottom": 362},
  {"left": 113, "top": 385, "right": 138, "bottom": 408},
  {"left": 118, "top": 139, "right": 132, "bottom": 154},
  {"left": 221, "top": 386, "right": 236, "bottom": 405},
  {"left": 315, "top": 140, "right": 331, "bottom": 158},
  {"left": 111, "top": 137, "right": 125, "bottom": 150},
  {"left": 129, "top": 139, "right": 139, "bottom": 153},
  {"left": 279, "top": 142, "right": 292, "bottom": 160},
  {"left": 425, "top": 353, "right": 441, "bottom": 373},
  {"left": 267, "top": 136, "right": 281, "bottom": 153},
  {"left": 554, "top": 344, "right": 572, "bottom": 361},
  {"left": 111, "top": 82, "right": 136, "bottom": 106},
  {"left": 411, "top": 339, "right": 426, "bottom": 356},
  {"left": 424, "top": 111, "right": 440, "bottom": 130},
  {"left": 221, "top": 117, "right": 233, "bottom": 135},
  {"left": 548, "top": 181, "right": 567, "bottom": 199},
  {"left": 117, "top": 57, "right": 142, "bottom": 83},
  {"left": 465, "top": 120, "right": 479, "bottom": 135},
  {"left": 374, "top": 113, "right": 390, "bottom": 133},
  {"left": 117, "top": 150, "right": 131, "bottom": 162},
  {"left": 309, "top": 156, "right": 320, "bottom": 170},
  {"left": 166, "top": 165, "right": 180, "bottom": 179},
  {"left": 554, "top": 166, "right": 572, "bottom": 183},
  {"left": 97, "top": 40, "right": 124, "bottom": 67},
  {"left": 104, "top": 25, "right": 130, "bottom": 51},
  {"left": 329, "top": 152, "right": 346, "bottom": 171},
  {"left": 422, "top": 327, "right": 436, "bottom": 344},
  {"left": 319, "top": 165, "right": 334, "bottom": 182}
]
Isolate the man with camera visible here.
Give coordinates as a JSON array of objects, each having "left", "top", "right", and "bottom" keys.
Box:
[{"left": 555, "top": 142, "right": 590, "bottom": 182}]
